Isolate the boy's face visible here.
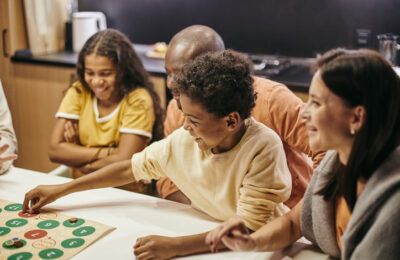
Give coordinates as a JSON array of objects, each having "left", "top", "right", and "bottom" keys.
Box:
[{"left": 180, "top": 94, "right": 231, "bottom": 153}]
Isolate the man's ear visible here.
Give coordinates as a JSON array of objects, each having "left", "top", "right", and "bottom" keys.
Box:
[
  {"left": 350, "top": 105, "right": 366, "bottom": 134},
  {"left": 225, "top": 112, "right": 241, "bottom": 129}
]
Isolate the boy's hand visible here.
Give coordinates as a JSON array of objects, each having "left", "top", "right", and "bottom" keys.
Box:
[
  {"left": 134, "top": 235, "right": 179, "bottom": 260},
  {"left": 22, "top": 184, "right": 65, "bottom": 214}
]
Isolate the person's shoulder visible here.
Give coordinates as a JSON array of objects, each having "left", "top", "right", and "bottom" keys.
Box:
[
  {"left": 253, "top": 76, "right": 300, "bottom": 98},
  {"left": 253, "top": 76, "right": 287, "bottom": 91},
  {"left": 66, "top": 81, "right": 85, "bottom": 93},
  {"left": 164, "top": 126, "right": 195, "bottom": 150},
  {"left": 166, "top": 99, "right": 179, "bottom": 110},
  {"left": 128, "top": 87, "right": 151, "bottom": 98},
  {"left": 244, "top": 117, "right": 282, "bottom": 145},
  {"left": 125, "top": 87, "right": 153, "bottom": 104},
  {"left": 70, "top": 81, "right": 86, "bottom": 92},
  {"left": 64, "top": 81, "right": 90, "bottom": 100},
  {"left": 166, "top": 99, "right": 182, "bottom": 116}
]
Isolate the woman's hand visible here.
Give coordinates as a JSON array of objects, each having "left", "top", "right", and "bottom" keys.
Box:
[
  {"left": 205, "top": 217, "right": 257, "bottom": 253},
  {"left": 22, "top": 184, "right": 67, "bottom": 214},
  {"left": 63, "top": 120, "right": 79, "bottom": 143}
]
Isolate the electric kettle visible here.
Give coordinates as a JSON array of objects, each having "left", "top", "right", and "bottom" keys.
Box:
[{"left": 72, "top": 12, "right": 107, "bottom": 53}]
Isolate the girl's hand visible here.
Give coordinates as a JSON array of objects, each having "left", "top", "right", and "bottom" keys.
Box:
[
  {"left": 205, "top": 217, "right": 256, "bottom": 252},
  {"left": 77, "top": 163, "right": 95, "bottom": 174},
  {"left": 64, "top": 120, "right": 79, "bottom": 143}
]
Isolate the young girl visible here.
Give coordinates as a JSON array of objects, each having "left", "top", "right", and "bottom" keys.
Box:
[
  {"left": 206, "top": 49, "right": 400, "bottom": 259},
  {"left": 49, "top": 29, "right": 163, "bottom": 193}
]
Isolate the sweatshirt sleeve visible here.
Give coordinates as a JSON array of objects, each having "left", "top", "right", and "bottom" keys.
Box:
[
  {"left": 237, "top": 138, "right": 292, "bottom": 231},
  {"left": 131, "top": 137, "right": 171, "bottom": 181}
]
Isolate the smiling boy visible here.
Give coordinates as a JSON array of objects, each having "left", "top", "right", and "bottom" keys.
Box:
[{"left": 23, "top": 50, "right": 291, "bottom": 259}]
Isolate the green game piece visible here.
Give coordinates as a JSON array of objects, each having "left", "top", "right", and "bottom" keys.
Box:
[
  {"left": 0, "top": 208, "right": 2, "bottom": 213},
  {"left": 7, "top": 252, "right": 33, "bottom": 260},
  {"left": 72, "top": 226, "right": 95, "bottom": 237},
  {"left": 4, "top": 204, "right": 22, "bottom": 211},
  {"left": 5, "top": 240, "right": 14, "bottom": 247},
  {"left": 63, "top": 218, "right": 85, "bottom": 227},
  {"left": 6, "top": 218, "right": 28, "bottom": 228},
  {"left": 2, "top": 239, "right": 26, "bottom": 250},
  {"left": 61, "top": 238, "right": 85, "bottom": 248},
  {"left": 37, "top": 220, "right": 60, "bottom": 229},
  {"left": 38, "top": 248, "right": 64, "bottom": 259},
  {"left": 0, "top": 227, "right": 11, "bottom": 236}
]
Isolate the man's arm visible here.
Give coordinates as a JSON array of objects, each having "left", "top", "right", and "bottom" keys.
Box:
[{"left": 23, "top": 159, "right": 135, "bottom": 213}]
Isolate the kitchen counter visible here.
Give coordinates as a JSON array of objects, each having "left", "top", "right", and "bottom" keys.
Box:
[
  {"left": 11, "top": 44, "right": 313, "bottom": 92},
  {"left": 11, "top": 44, "right": 166, "bottom": 77}
]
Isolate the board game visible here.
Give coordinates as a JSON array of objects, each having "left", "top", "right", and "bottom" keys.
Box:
[{"left": 0, "top": 199, "right": 115, "bottom": 260}]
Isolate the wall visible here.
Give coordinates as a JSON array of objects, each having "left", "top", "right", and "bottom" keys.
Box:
[{"left": 79, "top": 0, "right": 400, "bottom": 57}]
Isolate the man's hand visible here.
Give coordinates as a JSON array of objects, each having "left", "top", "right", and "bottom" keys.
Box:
[
  {"left": 205, "top": 217, "right": 256, "bottom": 252},
  {"left": 64, "top": 120, "right": 79, "bottom": 143},
  {"left": 22, "top": 184, "right": 66, "bottom": 214},
  {"left": 134, "top": 235, "right": 180, "bottom": 260}
]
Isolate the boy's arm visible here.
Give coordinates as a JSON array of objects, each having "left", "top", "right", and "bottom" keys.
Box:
[
  {"left": 134, "top": 232, "right": 226, "bottom": 259},
  {"left": 23, "top": 159, "right": 135, "bottom": 213}
]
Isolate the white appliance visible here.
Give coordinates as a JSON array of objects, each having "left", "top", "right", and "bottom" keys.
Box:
[{"left": 72, "top": 12, "right": 107, "bottom": 53}]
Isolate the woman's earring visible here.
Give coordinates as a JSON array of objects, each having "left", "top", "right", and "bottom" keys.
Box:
[{"left": 350, "top": 128, "right": 355, "bottom": 135}]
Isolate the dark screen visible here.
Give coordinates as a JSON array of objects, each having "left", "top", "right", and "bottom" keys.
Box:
[{"left": 79, "top": 0, "right": 400, "bottom": 57}]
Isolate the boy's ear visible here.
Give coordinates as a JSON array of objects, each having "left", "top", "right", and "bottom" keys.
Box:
[{"left": 225, "top": 112, "right": 241, "bottom": 129}]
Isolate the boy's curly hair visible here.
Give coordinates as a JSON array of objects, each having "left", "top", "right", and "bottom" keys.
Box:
[{"left": 175, "top": 50, "right": 256, "bottom": 119}]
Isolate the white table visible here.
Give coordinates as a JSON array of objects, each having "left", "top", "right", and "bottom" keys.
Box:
[{"left": 0, "top": 167, "right": 329, "bottom": 259}]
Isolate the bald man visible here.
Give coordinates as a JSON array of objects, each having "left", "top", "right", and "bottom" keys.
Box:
[{"left": 157, "top": 25, "right": 325, "bottom": 208}]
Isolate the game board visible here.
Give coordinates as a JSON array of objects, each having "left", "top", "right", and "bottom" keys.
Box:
[{"left": 0, "top": 199, "right": 115, "bottom": 260}]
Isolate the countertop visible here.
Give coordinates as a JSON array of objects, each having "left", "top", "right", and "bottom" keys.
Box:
[{"left": 11, "top": 44, "right": 313, "bottom": 92}]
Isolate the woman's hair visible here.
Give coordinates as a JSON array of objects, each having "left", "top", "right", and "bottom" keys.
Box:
[
  {"left": 76, "top": 29, "right": 163, "bottom": 141},
  {"left": 314, "top": 48, "right": 400, "bottom": 210},
  {"left": 175, "top": 49, "right": 256, "bottom": 119}
]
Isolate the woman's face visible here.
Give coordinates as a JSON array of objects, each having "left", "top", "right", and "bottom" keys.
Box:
[
  {"left": 301, "top": 71, "right": 356, "bottom": 155},
  {"left": 84, "top": 54, "right": 118, "bottom": 103}
]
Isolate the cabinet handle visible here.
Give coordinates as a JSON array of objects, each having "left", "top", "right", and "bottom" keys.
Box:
[{"left": 2, "top": 29, "right": 8, "bottom": 58}]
